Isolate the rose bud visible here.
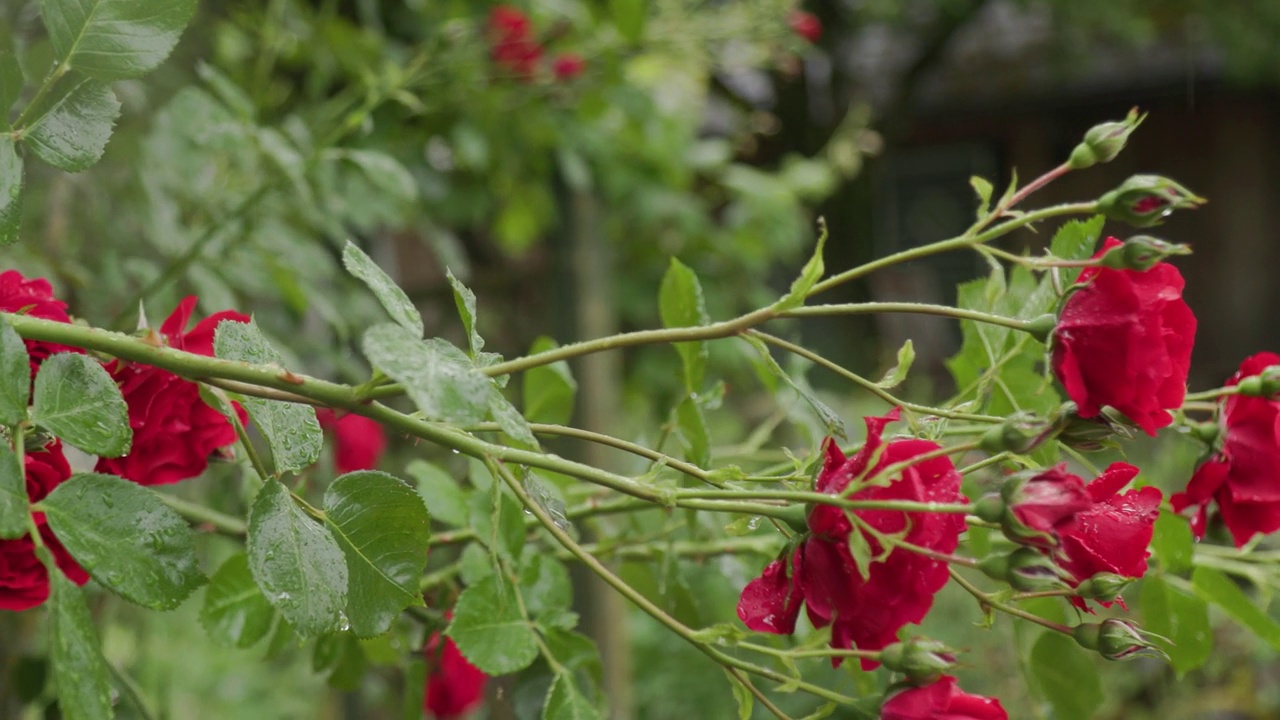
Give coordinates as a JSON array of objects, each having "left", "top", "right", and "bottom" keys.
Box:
[
  {"left": 978, "top": 411, "right": 1061, "bottom": 455},
  {"left": 1073, "top": 618, "right": 1167, "bottom": 661},
  {"left": 1067, "top": 108, "right": 1145, "bottom": 170},
  {"left": 1056, "top": 403, "right": 1133, "bottom": 452},
  {"left": 878, "top": 637, "right": 959, "bottom": 683},
  {"left": 1098, "top": 235, "right": 1192, "bottom": 272},
  {"left": 1234, "top": 364, "right": 1280, "bottom": 398},
  {"left": 788, "top": 10, "right": 822, "bottom": 43},
  {"left": 998, "top": 466, "right": 1093, "bottom": 548},
  {"left": 1097, "top": 175, "right": 1205, "bottom": 227},
  {"left": 1073, "top": 573, "right": 1132, "bottom": 602},
  {"left": 978, "top": 548, "right": 1073, "bottom": 591}
]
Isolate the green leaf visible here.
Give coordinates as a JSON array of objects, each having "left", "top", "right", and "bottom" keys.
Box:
[
  {"left": 31, "top": 353, "right": 130, "bottom": 457},
  {"left": 40, "top": 472, "right": 203, "bottom": 609},
  {"left": 543, "top": 674, "right": 602, "bottom": 720},
  {"left": 446, "top": 269, "right": 483, "bottom": 357},
  {"left": 523, "top": 337, "right": 576, "bottom": 425},
  {"left": 342, "top": 241, "right": 423, "bottom": 337},
  {"left": 40, "top": 0, "right": 198, "bottom": 80},
  {"left": 1151, "top": 511, "right": 1194, "bottom": 575},
  {"left": 519, "top": 554, "right": 572, "bottom": 618},
  {"left": 0, "top": 136, "right": 21, "bottom": 245},
  {"left": 247, "top": 479, "right": 348, "bottom": 638},
  {"left": 362, "top": 324, "right": 491, "bottom": 424},
  {"left": 1142, "top": 575, "right": 1211, "bottom": 675},
  {"left": 876, "top": 339, "right": 914, "bottom": 389},
  {"left": 658, "top": 258, "right": 709, "bottom": 392},
  {"left": 468, "top": 486, "right": 525, "bottom": 561},
  {"left": 489, "top": 390, "right": 539, "bottom": 450},
  {"left": 402, "top": 656, "right": 427, "bottom": 720},
  {"left": 674, "top": 395, "right": 709, "bottom": 467},
  {"left": 0, "top": 442, "right": 27, "bottom": 539},
  {"left": 774, "top": 221, "right": 827, "bottom": 311},
  {"left": 609, "top": 0, "right": 646, "bottom": 43},
  {"left": 446, "top": 575, "right": 539, "bottom": 675},
  {"left": 200, "top": 552, "right": 276, "bottom": 648},
  {"left": 330, "top": 149, "right": 417, "bottom": 202},
  {"left": 23, "top": 78, "right": 120, "bottom": 172},
  {"left": 323, "top": 470, "right": 431, "bottom": 638},
  {"left": 406, "top": 460, "right": 469, "bottom": 527},
  {"left": 727, "top": 670, "right": 753, "bottom": 720},
  {"left": 0, "top": 20, "right": 22, "bottom": 116},
  {"left": 970, "top": 176, "right": 994, "bottom": 219},
  {"left": 1029, "top": 630, "right": 1102, "bottom": 719},
  {"left": 1049, "top": 216, "right": 1105, "bottom": 286},
  {"left": 48, "top": 570, "right": 113, "bottom": 720},
  {"left": 741, "top": 334, "right": 846, "bottom": 439},
  {"left": 0, "top": 316, "right": 30, "bottom": 423},
  {"left": 214, "top": 319, "right": 323, "bottom": 474},
  {"left": 1192, "top": 566, "right": 1280, "bottom": 651}
]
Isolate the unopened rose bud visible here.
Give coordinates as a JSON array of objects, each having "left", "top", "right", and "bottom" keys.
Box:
[
  {"left": 1056, "top": 402, "right": 1132, "bottom": 452},
  {"left": 973, "top": 495, "right": 1005, "bottom": 524},
  {"left": 978, "top": 548, "right": 1073, "bottom": 591},
  {"left": 878, "top": 637, "right": 958, "bottom": 683},
  {"left": 1074, "top": 573, "right": 1132, "bottom": 602},
  {"left": 1235, "top": 366, "right": 1280, "bottom": 398},
  {"left": 997, "top": 465, "right": 1092, "bottom": 548},
  {"left": 979, "top": 412, "right": 1059, "bottom": 455},
  {"left": 1098, "top": 235, "right": 1193, "bottom": 271},
  {"left": 1073, "top": 619, "right": 1167, "bottom": 661},
  {"left": 1097, "top": 175, "right": 1206, "bottom": 227},
  {"left": 1067, "top": 109, "right": 1145, "bottom": 169}
]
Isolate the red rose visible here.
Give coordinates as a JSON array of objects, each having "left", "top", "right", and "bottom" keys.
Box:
[
  {"left": 737, "top": 411, "right": 967, "bottom": 668},
  {"left": 316, "top": 409, "right": 387, "bottom": 473},
  {"left": 0, "top": 269, "right": 80, "bottom": 375},
  {"left": 1172, "top": 352, "right": 1280, "bottom": 546},
  {"left": 1051, "top": 236, "right": 1196, "bottom": 435},
  {"left": 880, "top": 675, "right": 1008, "bottom": 720},
  {"left": 0, "top": 440, "right": 88, "bottom": 612},
  {"left": 551, "top": 53, "right": 585, "bottom": 81},
  {"left": 96, "top": 297, "right": 249, "bottom": 486},
  {"left": 788, "top": 11, "right": 822, "bottom": 43},
  {"left": 1005, "top": 465, "right": 1095, "bottom": 547},
  {"left": 1049, "top": 463, "right": 1160, "bottom": 595},
  {"left": 488, "top": 6, "right": 543, "bottom": 80},
  {"left": 424, "top": 629, "right": 487, "bottom": 719}
]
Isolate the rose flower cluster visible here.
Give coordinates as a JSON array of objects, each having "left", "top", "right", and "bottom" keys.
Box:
[
  {"left": 735, "top": 231, "right": 1280, "bottom": 716},
  {"left": 488, "top": 5, "right": 585, "bottom": 82}
]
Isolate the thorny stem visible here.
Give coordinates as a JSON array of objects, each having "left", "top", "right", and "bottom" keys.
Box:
[
  {"left": 781, "top": 302, "right": 1039, "bottom": 333},
  {"left": 949, "top": 568, "right": 1074, "bottom": 635}
]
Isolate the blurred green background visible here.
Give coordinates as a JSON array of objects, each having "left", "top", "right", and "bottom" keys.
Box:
[{"left": 5, "top": 1, "right": 1280, "bottom": 718}]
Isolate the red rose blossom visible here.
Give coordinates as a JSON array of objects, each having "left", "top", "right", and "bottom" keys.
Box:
[
  {"left": 788, "top": 10, "right": 822, "bottom": 43},
  {"left": 0, "top": 269, "right": 80, "bottom": 375},
  {"left": 551, "top": 53, "right": 586, "bottom": 81},
  {"left": 880, "top": 675, "right": 1008, "bottom": 720},
  {"left": 737, "top": 410, "right": 967, "bottom": 668},
  {"left": 1006, "top": 465, "right": 1095, "bottom": 547},
  {"left": 1049, "top": 463, "right": 1160, "bottom": 599},
  {"left": 1, "top": 440, "right": 88, "bottom": 612},
  {"left": 488, "top": 6, "right": 543, "bottom": 80},
  {"left": 95, "top": 297, "right": 249, "bottom": 486},
  {"left": 1172, "top": 352, "right": 1280, "bottom": 546},
  {"left": 424, "top": 629, "right": 487, "bottom": 719},
  {"left": 1051, "top": 236, "right": 1196, "bottom": 435},
  {"left": 316, "top": 409, "right": 387, "bottom": 473}
]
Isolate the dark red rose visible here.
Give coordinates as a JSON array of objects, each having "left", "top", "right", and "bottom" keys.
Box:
[
  {"left": 880, "top": 675, "right": 1008, "bottom": 720},
  {"left": 424, "top": 629, "right": 487, "bottom": 719},
  {"left": 96, "top": 297, "right": 249, "bottom": 486},
  {"left": 1050, "top": 463, "right": 1160, "bottom": 594},
  {"left": 551, "top": 53, "right": 585, "bottom": 81},
  {"left": 788, "top": 10, "right": 822, "bottom": 43},
  {"left": 1051, "top": 236, "right": 1196, "bottom": 435},
  {"left": 738, "top": 410, "right": 967, "bottom": 668},
  {"left": 488, "top": 6, "right": 543, "bottom": 80},
  {"left": 0, "top": 269, "right": 80, "bottom": 375},
  {"left": 1172, "top": 352, "right": 1280, "bottom": 546},
  {"left": 1, "top": 440, "right": 88, "bottom": 612},
  {"left": 316, "top": 409, "right": 387, "bottom": 473}
]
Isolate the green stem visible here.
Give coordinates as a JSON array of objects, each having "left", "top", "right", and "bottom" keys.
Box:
[
  {"left": 9, "top": 61, "right": 71, "bottom": 134},
  {"left": 781, "top": 301, "right": 1037, "bottom": 333},
  {"left": 806, "top": 202, "right": 1098, "bottom": 298},
  {"left": 738, "top": 641, "right": 879, "bottom": 662},
  {"left": 746, "top": 330, "right": 1000, "bottom": 423},
  {"left": 158, "top": 494, "right": 247, "bottom": 535},
  {"left": 973, "top": 162, "right": 1073, "bottom": 234},
  {"left": 949, "top": 568, "right": 1073, "bottom": 634},
  {"left": 1184, "top": 387, "right": 1239, "bottom": 402}
]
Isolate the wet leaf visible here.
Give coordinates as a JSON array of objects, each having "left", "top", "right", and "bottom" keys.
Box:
[
  {"left": 24, "top": 79, "right": 120, "bottom": 172},
  {"left": 31, "top": 353, "right": 131, "bottom": 457},
  {"left": 201, "top": 552, "right": 276, "bottom": 648},
  {"left": 48, "top": 570, "right": 112, "bottom": 720},
  {"left": 0, "top": 316, "right": 29, "bottom": 423},
  {"left": 0, "top": 442, "right": 27, "bottom": 539},
  {"left": 42, "top": 0, "right": 198, "bottom": 80},
  {"left": 343, "top": 241, "right": 423, "bottom": 337},
  {"left": 362, "top": 324, "right": 491, "bottom": 424},
  {"left": 0, "top": 137, "right": 21, "bottom": 246},
  {"left": 446, "top": 575, "right": 539, "bottom": 675}
]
